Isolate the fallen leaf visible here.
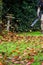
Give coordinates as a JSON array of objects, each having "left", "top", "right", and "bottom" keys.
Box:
[
  {"left": 42, "top": 62, "right": 43, "bottom": 65},
  {"left": 26, "top": 61, "right": 32, "bottom": 65},
  {"left": 0, "top": 62, "right": 3, "bottom": 65}
]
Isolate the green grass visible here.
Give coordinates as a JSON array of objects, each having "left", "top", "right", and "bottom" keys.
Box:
[
  {"left": 18, "top": 31, "right": 43, "bottom": 36},
  {"left": 0, "top": 40, "right": 43, "bottom": 65},
  {"left": 0, "top": 31, "right": 43, "bottom": 65}
]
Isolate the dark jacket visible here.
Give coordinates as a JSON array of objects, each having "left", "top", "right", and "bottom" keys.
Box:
[{"left": 38, "top": 0, "right": 43, "bottom": 11}]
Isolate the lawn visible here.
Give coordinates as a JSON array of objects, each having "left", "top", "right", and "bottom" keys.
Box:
[
  {"left": 18, "top": 31, "right": 43, "bottom": 36},
  {"left": 0, "top": 31, "right": 43, "bottom": 65}
]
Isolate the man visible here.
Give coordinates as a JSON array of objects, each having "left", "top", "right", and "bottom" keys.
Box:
[{"left": 37, "top": 0, "right": 43, "bottom": 33}]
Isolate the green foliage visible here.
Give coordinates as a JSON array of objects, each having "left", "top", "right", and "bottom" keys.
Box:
[
  {"left": 0, "top": 0, "right": 2, "bottom": 20},
  {"left": 3, "top": 0, "right": 41, "bottom": 32}
]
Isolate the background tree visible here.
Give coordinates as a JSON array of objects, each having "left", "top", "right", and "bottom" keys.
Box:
[{"left": 2, "top": 0, "right": 41, "bottom": 32}]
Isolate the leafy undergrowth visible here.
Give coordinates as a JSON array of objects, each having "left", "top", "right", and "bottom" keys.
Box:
[{"left": 0, "top": 32, "right": 43, "bottom": 65}]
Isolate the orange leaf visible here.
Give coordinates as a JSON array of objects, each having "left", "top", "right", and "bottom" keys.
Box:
[
  {"left": 12, "top": 50, "right": 16, "bottom": 53},
  {"left": 0, "top": 62, "right": 3, "bottom": 65},
  {"left": 14, "top": 56, "right": 19, "bottom": 59},
  {"left": 30, "top": 58, "right": 34, "bottom": 62},
  {"left": 42, "top": 62, "right": 43, "bottom": 65}
]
